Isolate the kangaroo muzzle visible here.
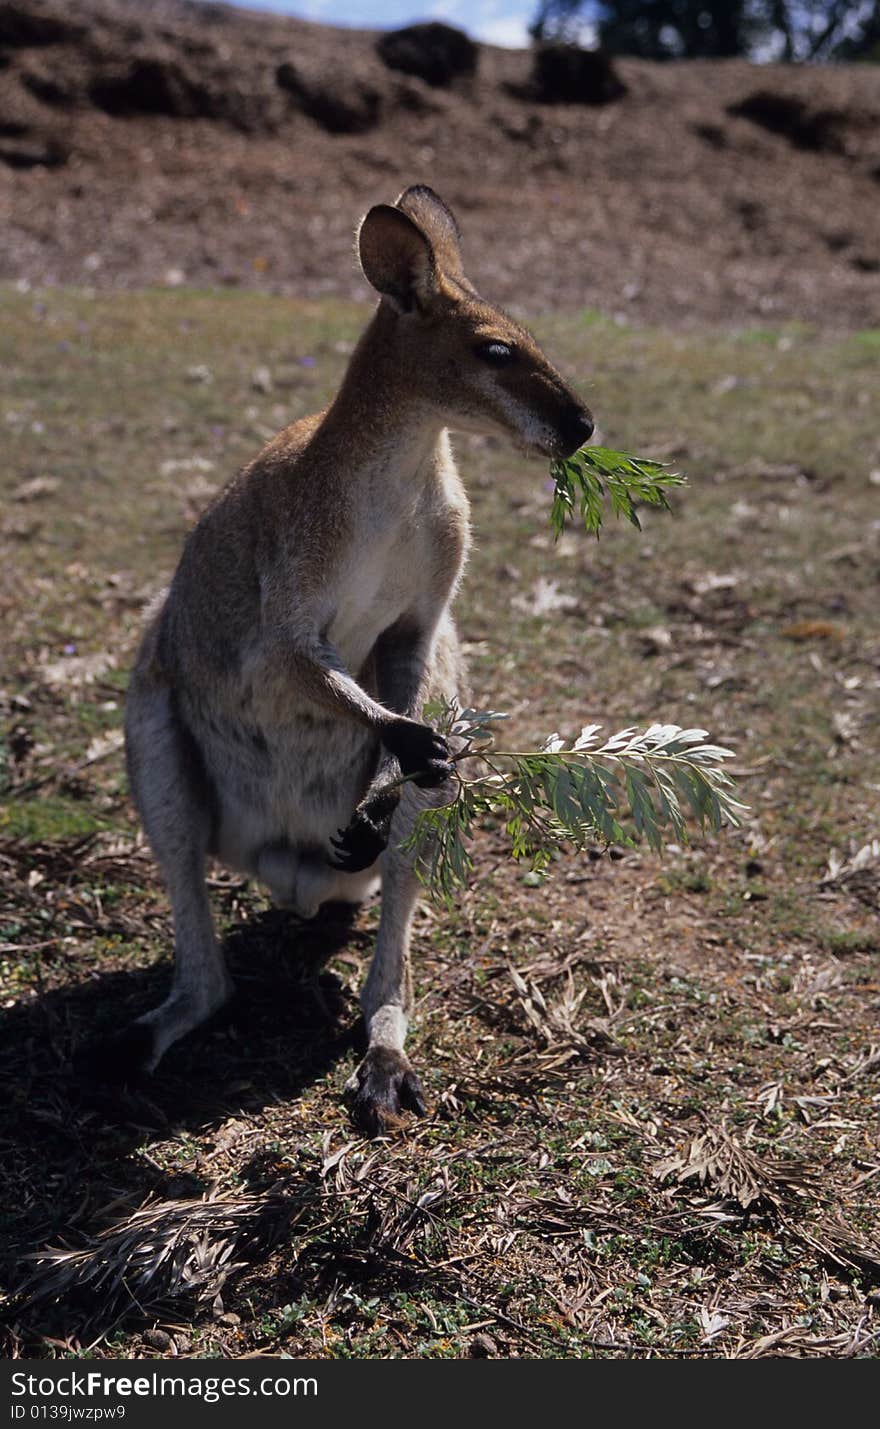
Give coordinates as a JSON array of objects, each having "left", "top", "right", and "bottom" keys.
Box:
[{"left": 556, "top": 404, "right": 595, "bottom": 458}]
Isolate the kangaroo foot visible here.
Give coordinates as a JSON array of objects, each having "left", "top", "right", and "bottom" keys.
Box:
[{"left": 345, "top": 1046, "right": 427, "bottom": 1136}]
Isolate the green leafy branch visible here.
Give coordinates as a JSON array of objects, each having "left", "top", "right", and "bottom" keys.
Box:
[
  {"left": 402, "top": 700, "right": 746, "bottom": 902},
  {"left": 397, "top": 442, "right": 741, "bottom": 898},
  {"left": 550, "top": 445, "right": 687, "bottom": 539}
]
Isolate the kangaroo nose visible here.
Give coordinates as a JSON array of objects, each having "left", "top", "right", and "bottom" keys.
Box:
[{"left": 560, "top": 406, "right": 594, "bottom": 456}]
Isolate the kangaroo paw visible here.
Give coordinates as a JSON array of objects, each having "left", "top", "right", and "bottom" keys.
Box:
[
  {"left": 330, "top": 816, "right": 389, "bottom": 873},
  {"left": 330, "top": 787, "right": 399, "bottom": 872},
  {"left": 345, "top": 1047, "right": 427, "bottom": 1136}
]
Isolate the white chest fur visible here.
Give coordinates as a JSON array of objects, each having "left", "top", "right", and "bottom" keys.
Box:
[
  {"left": 326, "top": 432, "right": 467, "bottom": 674},
  {"left": 329, "top": 525, "right": 422, "bottom": 671}
]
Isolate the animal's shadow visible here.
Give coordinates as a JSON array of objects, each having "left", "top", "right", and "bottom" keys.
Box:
[{"left": 0, "top": 903, "right": 370, "bottom": 1312}]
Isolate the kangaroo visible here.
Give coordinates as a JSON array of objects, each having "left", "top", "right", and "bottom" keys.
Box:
[{"left": 117, "top": 185, "right": 593, "bottom": 1134}]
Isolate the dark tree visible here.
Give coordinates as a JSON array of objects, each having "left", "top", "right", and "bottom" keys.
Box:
[
  {"left": 826, "top": 1, "right": 880, "bottom": 60},
  {"left": 766, "top": 0, "right": 880, "bottom": 58},
  {"left": 602, "top": 0, "right": 753, "bottom": 59},
  {"left": 531, "top": 0, "right": 757, "bottom": 57},
  {"left": 531, "top": 0, "right": 880, "bottom": 61}
]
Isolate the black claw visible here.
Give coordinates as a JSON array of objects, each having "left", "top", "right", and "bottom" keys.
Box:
[
  {"left": 330, "top": 819, "right": 388, "bottom": 873},
  {"left": 347, "top": 1047, "right": 427, "bottom": 1136},
  {"left": 383, "top": 719, "right": 451, "bottom": 782},
  {"left": 412, "top": 758, "right": 455, "bottom": 790},
  {"left": 330, "top": 787, "right": 399, "bottom": 873},
  {"left": 399, "top": 1070, "right": 427, "bottom": 1117}
]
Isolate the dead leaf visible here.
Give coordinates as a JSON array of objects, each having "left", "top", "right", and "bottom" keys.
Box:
[
  {"left": 781, "top": 620, "right": 844, "bottom": 641},
  {"left": 654, "top": 1122, "right": 815, "bottom": 1211},
  {"left": 40, "top": 650, "right": 117, "bottom": 689},
  {"left": 159, "top": 456, "right": 215, "bottom": 478},
  {"left": 84, "top": 731, "right": 124, "bottom": 764},
  {"left": 512, "top": 578, "right": 582, "bottom": 617},
  {"left": 11, "top": 476, "right": 60, "bottom": 502}
]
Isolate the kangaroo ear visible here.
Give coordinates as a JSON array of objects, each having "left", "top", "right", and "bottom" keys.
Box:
[
  {"left": 357, "top": 204, "right": 436, "bottom": 313},
  {"left": 395, "top": 185, "right": 465, "bottom": 282}
]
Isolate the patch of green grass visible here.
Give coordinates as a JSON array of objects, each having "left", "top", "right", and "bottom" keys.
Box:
[
  {"left": 658, "top": 868, "right": 713, "bottom": 895},
  {"left": 0, "top": 793, "right": 113, "bottom": 841},
  {"left": 736, "top": 327, "right": 780, "bottom": 345},
  {"left": 819, "top": 927, "right": 880, "bottom": 956}
]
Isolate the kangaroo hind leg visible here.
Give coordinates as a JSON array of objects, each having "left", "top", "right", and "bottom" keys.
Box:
[
  {"left": 89, "top": 668, "right": 232, "bottom": 1079},
  {"left": 345, "top": 784, "right": 428, "bottom": 1135},
  {"left": 346, "top": 615, "right": 466, "bottom": 1133}
]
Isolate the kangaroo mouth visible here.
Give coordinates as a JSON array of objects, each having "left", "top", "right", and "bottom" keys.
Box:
[
  {"left": 516, "top": 433, "right": 565, "bottom": 460},
  {"left": 519, "top": 422, "right": 594, "bottom": 462}
]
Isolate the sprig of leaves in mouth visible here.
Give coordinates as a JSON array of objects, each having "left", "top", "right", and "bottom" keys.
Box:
[{"left": 549, "top": 446, "right": 687, "bottom": 539}]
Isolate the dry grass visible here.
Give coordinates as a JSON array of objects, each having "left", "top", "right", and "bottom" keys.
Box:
[{"left": 1, "top": 288, "right": 878, "bottom": 1358}]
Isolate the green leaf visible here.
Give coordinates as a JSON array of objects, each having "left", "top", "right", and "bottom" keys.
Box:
[
  {"left": 402, "top": 705, "right": 746, "bottom": 901},
  {"left": 549, "top": 445, "right": 687, "bottom": 540}
]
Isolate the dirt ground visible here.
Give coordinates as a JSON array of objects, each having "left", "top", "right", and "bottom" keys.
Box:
[
  {"left": 1, "top": 0, "right": 880, "bottom": 327},
  {"left": 0, "top": 284, "right": 878, "bottom": 1357}
]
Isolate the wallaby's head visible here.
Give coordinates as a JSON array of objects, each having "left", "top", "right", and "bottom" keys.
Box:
[{"left": 357, "top": 185, "right": 593, "bottom": 459}]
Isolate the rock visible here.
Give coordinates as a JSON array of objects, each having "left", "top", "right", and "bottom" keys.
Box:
[
  {"left": 276, "top": 60, "right": 381, "bottom": 134},
  {"left": 727, "top": 92, "right": 847, "bottom": 153},
  {"left": 88, "top": 50, "right": 278, "bottom": 132},
  {"left": 89, "top": 53, "right": 212, "bottom": 120},
  {"left": 21, "top": 62, "right": 81, "bottom": 109},
  {"left": 0, "top": 1, "right": 85, "bottom": 48},
  {"left": 376, "top": 23, "right": 478, "bottom": 89},
  {"left": 143, "top": 1327, "right": 174, "bottom": 1352},
  {"left": 693, "top": 121, "right": 728, "bottom": 148},
  {"left": 389, "top": 76, "right": 445, "bottom": 116},
  {"left": 0, "top": 133, "right": 67, "bottom": 168},
  {"left": 530, "top": 44, "right": 626, "bottom": 105}
]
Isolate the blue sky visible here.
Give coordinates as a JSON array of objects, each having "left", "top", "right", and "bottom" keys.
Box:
[{"left": 228, "top": 0, "right": 538, "bottom": 48}]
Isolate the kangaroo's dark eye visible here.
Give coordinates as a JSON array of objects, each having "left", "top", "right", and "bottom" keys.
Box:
[{"left": 476, "top": 341, "right": 514, "bottom": 366}]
